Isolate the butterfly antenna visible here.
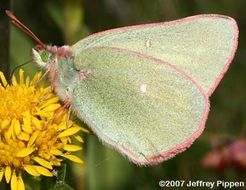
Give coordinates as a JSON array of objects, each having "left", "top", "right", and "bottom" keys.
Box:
[
  {"left": 10, "top": 59, "right": 32, "bottom": 78},
  {"left": 6, "top": 10, "right": 46, "bottom": 50}
]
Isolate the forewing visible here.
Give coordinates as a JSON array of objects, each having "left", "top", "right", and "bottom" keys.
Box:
[
  {"left": 72, "top": 47, "right": 209, "bottom": 165},
  {"left": 72, "top": 14, "right": 238, "bottom": 96}
]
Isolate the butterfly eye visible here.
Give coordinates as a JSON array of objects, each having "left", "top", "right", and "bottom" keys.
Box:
[{"left": 40, "top": 50, "right": 52, "bottom": 63}]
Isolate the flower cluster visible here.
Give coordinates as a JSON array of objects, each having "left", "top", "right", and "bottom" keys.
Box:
[{"left": 0, "top": 70, "right": 88, "bottom": 190}]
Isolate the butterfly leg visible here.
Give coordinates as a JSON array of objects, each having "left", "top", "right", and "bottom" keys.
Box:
[
  {"left": 33, "top": 69, "right": 53, "bottom": 105},
  {"left": 66, "top": 104, "right": 72, "bottom": 127},
  {"left": 52, "top": 97, "right": 72, "bottom": 124},
  {"left": 35, "top": 68, "right": 50, "bottom": 85}
]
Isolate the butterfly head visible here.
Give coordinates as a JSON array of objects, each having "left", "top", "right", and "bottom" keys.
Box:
[
  {"left": 32, "top": 45, "right": 73, "bottom": 69},
  {"left": 32, "top": 47, "right": 53, "bottom": 69}
]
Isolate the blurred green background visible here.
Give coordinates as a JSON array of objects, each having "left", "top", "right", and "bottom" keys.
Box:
[{"left": 1, "top": 0, "right": 246, "bottom": 189}]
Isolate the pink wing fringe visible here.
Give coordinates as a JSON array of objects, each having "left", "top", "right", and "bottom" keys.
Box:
[
  {"left": 207, "top": 17, "right": 239, "bottom": 96},
  {"left": 76, "top": 14, "right": 238, "bottom": 165}
]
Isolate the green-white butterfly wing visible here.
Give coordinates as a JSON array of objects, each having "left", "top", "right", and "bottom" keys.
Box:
[
  {"left": 72, "top": 14, "right": 238, "bottom": 96},
  {"left": 71, "top": 47, "right": 209, "bottom": 165}
]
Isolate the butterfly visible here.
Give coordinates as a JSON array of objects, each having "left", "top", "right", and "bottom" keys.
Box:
[{"left": 7, "top": 11, "right": 238, "bottom": 165}]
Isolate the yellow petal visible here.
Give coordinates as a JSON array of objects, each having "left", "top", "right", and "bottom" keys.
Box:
[
  {"left": 11, "top": 171, "right": 18, "bottom": 190},
  {"left": 0, "top": 71, "right": 8, "bottom": 87},
  {"left": 5, "top": 166, "right": 12, "bottom": 183},
  {"left": 40, "top": 97, "right": 60, "bottom": 109},
  {"left": 23, "top": 165, "right": 40, "bottom": 176},
  {"left": 50, "top": 148, "right": 63, "bottom": 155},
  {"left": 31, "top": 117, "right": 42, "bottom": 130},
  {"left": 66, "top": 121, "right": 74, "bottom": 128},
  {"left": 22, "top": 112, "right": 32, "bottom": 134},
  {"left": 17, "top": 132, "right": 30, "bottom": 141},
  {"left": 60, "top": 137, "right": 68, "bottom": 145},
  {"left": 58, "top": 127, "right": 81, "bottom": 138},
  {"left": 22, "top": 111, "right": 30, "bottom": 118},
  {"left": 34, "top": 111, "right": 52, "bottom": 118},
  {"left": 27, "top": 130, "right": 40, "bottom": 147},
  {"left": 63, "top": 145, "right": 82, "bottom": 152},
  {"left": 12, "top": 75, "right": 17, "bottom": 86},
  {"left": 25, "top": 76, "right": 30, "bottom": 86},
  {"left": 61, "top": 154, "right": 84, "bottom": 164},
  {"left": 16, "top": 147, "right": 35, "bottom": 157},
  {"left": 17, "top": 175, "right": 25, "bottom": 190},
  {"left": 4, "top": 122, "right": 14, "bottom": 140},
  {"left": 74, "top": 135, "right": 84, "bottom": 143},
  {"left": 14, "top": 120, "right": 21, "bottom": 136},
  {"left": 33, "top": 157, "right": 53, "bottom": 169},
  {"left": 57, "top": 123, "right": 67, "bottom": 132},
  {"left": 22, "top": 123, "right": 32, "bottom": 134},
  {"left": 0, "top": 169, "right": 4, "bottom": 182},
  {"left": 33, "top": 166, "right": 53, "bottom": 177},
  {"left": 1, "top": 119, "right": 10, "bottom": 130},
  {"left": 51, "top": 158, "right": 62, "bottom": 166},
  {"left": 73, "top": 123, "right": 90, "bottom": 133},
  {"left": 31, "top": 71, "right": 42, "bottom": 85},
  {"left": 19, "top": 69, "right": 24, "bottom": 84},
  {"left": 42, "top": 104, "right": 61, "bottom": 112}
]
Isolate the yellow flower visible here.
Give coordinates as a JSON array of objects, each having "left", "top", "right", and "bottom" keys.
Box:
[{"left": 0, "top": 69, "right": 88, "bottom": 190}]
